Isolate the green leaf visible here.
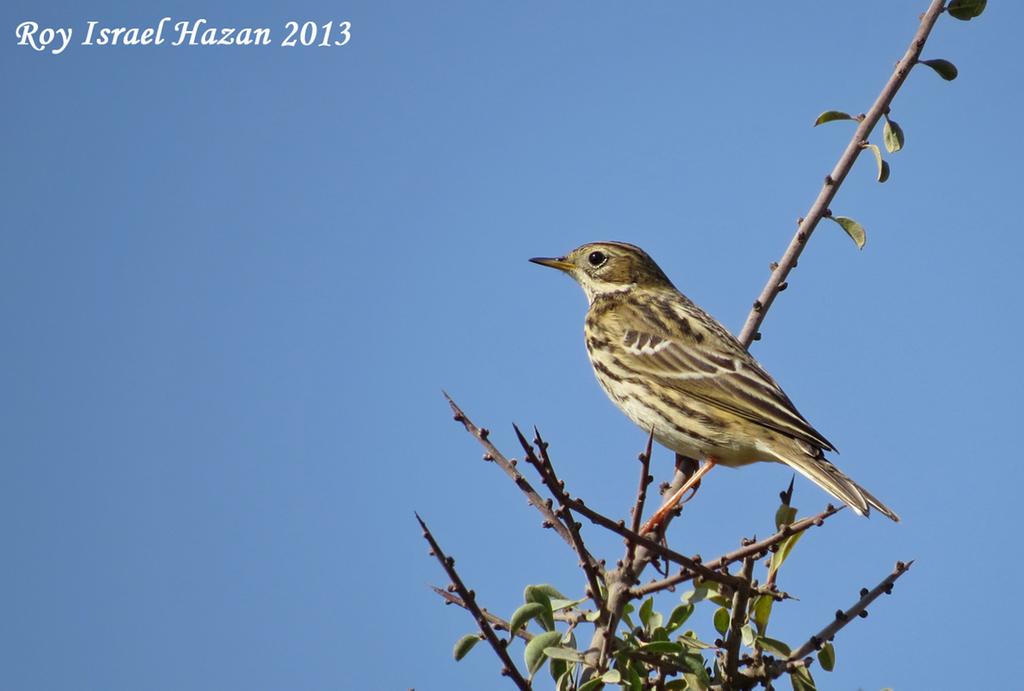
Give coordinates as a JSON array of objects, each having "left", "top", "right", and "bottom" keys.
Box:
[
  {"left": 683, "top": 654, "right": 712, "bottom": 688},
  {"left": 578, "top": 678, "right": 605, "bottom": 691},
  {"left": 789, "top": 665, "right": 817, "bottom": 691},
  {"left": 677, "top": 631, "right": 716, "bottom": 650},
  {"left": 508, "top": 602, "right": 547, "bottom": 636},
  {"left": 828, "top": 215, "right": 867, "bottom": 250},
  {"left": 639, "top": 596, "right": 655, "bottom": 629},
  {"left": 948, "top": 0, "right": 986, "bottom": 20},
  {"left": 774, "top": 504, "right": 797, "bottom": 531},
  {"left": 883, "top": 118, "right": 905, "bottom": 153},
  {"left": 544, "top": 646, "right": 584, "bottom": 662},
  {"left": 818, "top": 641, "right": 836, "bottom": 672},
  {"left": 756, "top": 636, "right": 792, "bottom": 658},
  {"left": 863, "top": 143, "right": 890, "bottom": 183},
  {"left": 623, "top": 661, "right": 645, "bottom": 691},
  {"left": 666, "top": 604, "right": 694, "bottom": 632},
  {"left": 524, "top": 631, "right": 563, "bottom": 674},
  {"left": 751, "top": 595, "right": 773, "bottom": 634},
  {"left": 453, "top": 633, "right": 482, "bottom": 661},
  {"left": 681, "top": 586, "right": 708, "bottom": 605},
  {"left": 621, "top": 602, "right": 637, "bottom": 630},
  {"left": 523, "top": 585, "right": 556, "bottom": 631},
  {"left": 531, "top": 583, "right": 568, "bottom": 599},
  {"left": 550, "top": 657, "right": 569, "bottom": 686},
  {"left": 768, "top": 531, "right": 805, "bottom": 581},
  {"left": 550, "top": 597, "right": 587, "bottom": 612},
  {"left": 740, "top": 623, "right": 755, "bottom": 647},
  {"left": 601, "top": 669, "right": 622, "bottom": 683},
  {"left": 920, "top": 58, "right": 958, "bottom": 81},
  {"left": 813, "top": 110, "right": 855, "bottom": 126},
  {"left": 713, "top": 607, "right": 730, "bottom": 636},
  {"left": 555, "top": 665, "right": 572, "bottom": 691},
  {"left": 640, "top": 640, "right": 685, "bottom": 654}
]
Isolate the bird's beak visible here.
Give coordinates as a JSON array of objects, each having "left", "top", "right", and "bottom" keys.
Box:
[{"left": 529, "top": 256, "right": 574, "bottom": 272}]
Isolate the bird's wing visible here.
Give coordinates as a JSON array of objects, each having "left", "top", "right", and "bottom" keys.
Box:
[{"left": 609, "top": 297, "right": 836, "bottom": 452}]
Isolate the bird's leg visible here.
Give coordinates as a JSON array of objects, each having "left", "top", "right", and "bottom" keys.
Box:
[{"left": 640, "top": 459, "right": 716, "bottom": 534}]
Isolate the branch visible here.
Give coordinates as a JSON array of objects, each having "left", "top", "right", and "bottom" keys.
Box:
[
  {"left": 737, "top": 0, "right": 947, "bottom": 346},
  {"left": 722, "top": 556, "right": 755, "bottom": 686},
  {"left": 626, "top": 430, "right": 656, "bottom": 563},
  {"left": 431, "top": 586, "right": 533, "bottom": 642},
  {"left": 416, "top": 513, "right": 531, "bottom": 691},
  {"left": 513, "top": 425, "right": 606, "bottom": 610},
  {"left": 786, "top": 559, "right": 914, "bottom": 665},
  {"left": 445, "top": 393, "right": 574, "bottom": 548},
  {"left": 633, "top": 504, "right": 840, "bottom": 597},
  {"left": 517, "top": 433, "right": 769, "bottom": 600}
]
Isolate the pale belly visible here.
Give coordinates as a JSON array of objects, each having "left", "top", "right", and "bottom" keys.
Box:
[{"left": 594, "top": 371, "right": 767, "bottom": 468}]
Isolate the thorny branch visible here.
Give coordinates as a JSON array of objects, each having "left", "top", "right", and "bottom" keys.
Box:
[
  {"left": 627, "top": 430, "right": 656, "bottom": 563},
  {"left": 416, "top": 513, "right": 531, "bottom": 691},
  {"left": 786, "top": 560, "right": 914, "bottom": 666},
  {"left": 722, "top": 557, "right": 755, "bottom": 687},
  {"left": 425, "top": 3, "right": 954, "bottom": 686},
  {"left": 737, "top": 0, "right": 948, "bottom": 346},
  {"left": 431, "top": 586, "right": 534, "bottom": 642},
  {"left": 445, "top": 393, "right": 574, "bottom": 548},
  {"left": 632, "top": 504, "right": 841, "bottom": 598},
  {"left": 517, "top": 427, "right": 773, "bottom": 601},
  {"left": 512, "top": 424, "right": 606, "bottom": 611}
]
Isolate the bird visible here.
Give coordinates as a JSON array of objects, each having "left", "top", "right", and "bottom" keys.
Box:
[{"left": 530, "top": 241, "right": 899, "bottom": 530}]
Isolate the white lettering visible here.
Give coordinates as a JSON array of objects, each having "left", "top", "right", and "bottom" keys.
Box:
[
  {"left": 172, "top": 18, "right": 207, "bottom": 46},
  {"left": 15, "top": 21, "right": 72, "bottom": 55}
]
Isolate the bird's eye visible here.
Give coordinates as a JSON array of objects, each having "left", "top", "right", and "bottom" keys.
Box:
[{"left": 588, "top": 251, "right": 607, "bottom": 267}]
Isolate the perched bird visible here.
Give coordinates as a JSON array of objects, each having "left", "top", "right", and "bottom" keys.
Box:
[{"left": 530, "top": 241, "right": 899, "bottom": 526}]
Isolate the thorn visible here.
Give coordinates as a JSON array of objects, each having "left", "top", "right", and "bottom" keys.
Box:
[
  {"left": 835, "top": 609, "right": 847, "bottom": 621},
  {"left": 769, "top": 261, "right": 779, "bottom": 271},
  {"left": 778, "top": 282, "right": 788, "bottom": 292},
  {"left": 860, "top": 587, "right": 869, "bottom": 597},
  {"left": 752, "top": 332, "right": 762, "bottom": 341}
]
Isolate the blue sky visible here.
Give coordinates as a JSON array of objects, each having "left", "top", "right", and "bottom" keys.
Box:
[{"left": 3, "top": 2, "right": 1020, "bottom": 689}]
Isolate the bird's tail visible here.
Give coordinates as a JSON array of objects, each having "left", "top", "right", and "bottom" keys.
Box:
[{"left": 776, "top": 447, "right": 900, "bottom": 522}]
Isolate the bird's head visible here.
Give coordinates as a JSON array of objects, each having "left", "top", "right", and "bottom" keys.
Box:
[{"left": 530, "top": 241, "right": 674, "bottom": 302}]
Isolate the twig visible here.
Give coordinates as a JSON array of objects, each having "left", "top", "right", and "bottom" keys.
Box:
[
  {"left": 516, "top": 432, "right": 760, "bottom": 597},
  {"left": 737, "top": 0, "right": 948, "bottom": 346},
  {"left": 785, "top": 560, "right": 914, "bottom": 666},
  {"left": 632, "top": 504, "right": 840, "bottom": 597},
  {"left": 722, "top": 556, "right": 755, "bottom": 687},
  {"left": 513, "top": 425, "right": 606, "bottom": 610},
  {"left": 416, "top": 513, "right": 531, "bottom": 691},
  {"left": 445, "top": 394, "right": 574, "bottom": 548},
  {"left": 431, "top": 586, "right": 534, "bottom": 642},
  {"left": 590, "top": 466, "right": 695, "bottom": 673},
  {"left": 626, "top": 430, "right": 656, "bottom": 563}
]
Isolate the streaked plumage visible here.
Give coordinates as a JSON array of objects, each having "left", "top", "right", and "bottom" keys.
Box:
[{"left": 531, "top": 241, "right": 898, "bottom": 521}]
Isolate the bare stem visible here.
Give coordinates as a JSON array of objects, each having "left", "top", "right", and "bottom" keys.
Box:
[
  {"left": 416, "top": 513, "right": 531, "bottom": 690},
  {"left": 786, "top": 560, "right": 914, "bottom": 665},
  {"left": 445, "top": 393, "right": 574, "bottom": 547},
  {"left": 633, "top": 504, "right": 839, "bottom": 597},
  {"left": 722, "top": 556, "right": 756, "bottom": 686},
  {"left": 737, "top": 0, "right": 948, "bottom": 347},
  {"left": 513, "top": 425, "right": 606, "bottom": 610}
]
